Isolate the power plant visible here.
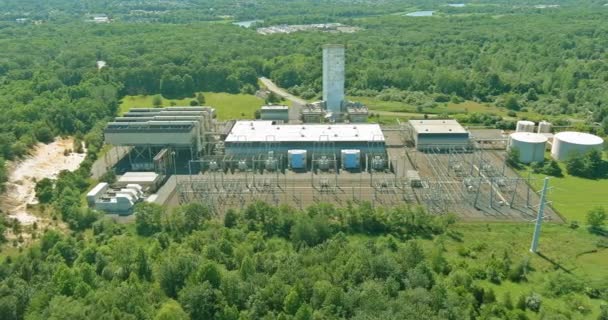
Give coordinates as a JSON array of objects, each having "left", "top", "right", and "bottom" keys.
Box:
[{"left": 88, "top": 45, "right": 579, "bottom": 223}]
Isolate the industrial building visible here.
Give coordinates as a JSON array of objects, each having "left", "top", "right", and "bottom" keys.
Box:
[
  {"left": 260, "top": 105, "right": 289, "bottom": 122},
  {"left": 408, "top": 119, "right": 471, "bottom": 151},
  {"left": 323, "top": 44, "right": 345, "bottom": 118},
  {"left": 104, "top": 106, "right": 216, "bottom": 170},
  {"left": 508, "top": 132, "right": 547, "bottom": 163},
  {"left": 224, "top": 121, "right": 385, "bottom": 169},
  {"left": 551, "top": 131, "right": 604, "bottom": 161}
]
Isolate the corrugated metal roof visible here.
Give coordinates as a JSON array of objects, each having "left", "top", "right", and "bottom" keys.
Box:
[{"left": 225, "top": 121, "right": 385, "bottom": 143}]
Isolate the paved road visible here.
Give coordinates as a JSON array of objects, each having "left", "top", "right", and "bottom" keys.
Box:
[
  {"left": 259, "top": 77, "right": 306, "bottom": 123},
  {"left": 259, "top": 77, "right": 307, "bottom": 105}
]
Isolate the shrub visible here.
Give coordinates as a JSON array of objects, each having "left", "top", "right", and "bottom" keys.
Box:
[
  {"left": 586, "top": 207, "right": 606, "bottom": 232},
  {"left": 525, "top": 293, "right": 542, "bottom": 312}
]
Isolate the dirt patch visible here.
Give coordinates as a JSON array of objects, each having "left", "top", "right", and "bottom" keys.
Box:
[{"left": 0, "top": 137, "right": 86, "bottom": 225}]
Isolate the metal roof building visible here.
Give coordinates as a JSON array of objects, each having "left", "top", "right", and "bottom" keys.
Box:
[
  {"left": 260, "top": 105, "right": 289, "bottom": 122},
  {"left": 224, "top": 121, "right": 385, "bottom": 157},
  {"left": 409, "top": 119, "right": 470, "bottom": 151}
]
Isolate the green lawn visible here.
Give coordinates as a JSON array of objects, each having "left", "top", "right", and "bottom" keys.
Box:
[
  {"left": 517, "top": 159, "right": 608, "bottom": 222},
  {"left": 442, "top": 223, "right": 607, "bottom": 318},
  {"left": 350, "top": 96, "right": 543, "bottom": 120},
  {"left": 119, "top": 92, "right": 265, "bottom": 120}
]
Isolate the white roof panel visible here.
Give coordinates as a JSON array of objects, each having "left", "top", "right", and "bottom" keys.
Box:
[
  {"left": 409, "top": 119, "right": 468, "bottom": 134},
  {"left": 226, "top": 121, "right": 385, "bottom": 143}
]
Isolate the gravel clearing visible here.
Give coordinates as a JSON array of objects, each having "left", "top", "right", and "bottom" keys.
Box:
[{"left": 0, "top": 137, "right": 85, "bottom": 225}]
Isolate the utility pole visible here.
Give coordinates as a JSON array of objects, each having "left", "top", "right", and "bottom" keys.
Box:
[{"left": 530, "top": 177, "right": 549, "bottom": 253}]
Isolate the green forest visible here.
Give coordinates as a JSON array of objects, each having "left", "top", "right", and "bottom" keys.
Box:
[
  {"left": 0, "top": 202, "right": 606, "bottom": 319},
  {"left": 1, "top": 1, "right": 608, "bottom": 319}
]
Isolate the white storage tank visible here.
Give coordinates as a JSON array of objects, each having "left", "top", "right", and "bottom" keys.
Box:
[
  {"left": 516, "top": 120, "right": 535, "bottom": 133},
  {"left": 537, "top": 121, "right": 552, "bottom": 134},
  {"left": 551, "top": 132, "right": 604, "bottom": 161},
  {"left": 509, "top": 132, "right": 547, "bottom": 163},
  {"left": 288, "top": 150, "right": 307, "bottom": 170},
  {"left": 341, "top": 149, "right": 361, "bottom": 170}
]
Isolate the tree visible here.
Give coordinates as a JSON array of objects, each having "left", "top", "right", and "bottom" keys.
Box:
[
  {"left": 294, "top": 304, "right": 313, "bottom": 320},
  {"left": 35, "top": 126, "right": 54, "bottom": 143},
  {"left": 155, "top": 300, "right": 189, "bottom": 320},
  {"left": 152, "top": 95, "right": 163, "bottom": 107},
  {"left": 0, "top": 157, "right": 8, "bottom": 193},
  {"left": 0, "top": 295, "right": 18, "bottom": 320},
  {"left": 506, "top": 147, "right": 521, "bottom": 168},
  {"left": 35, "top": 178, "right": 54, "bottom": 203},
  {"left": 195, "top": 262, "right": 222, "bottom": 289},
  {"left": 135, "top": 203, "right": 164, "bottom": 236},
  {"left": 224, "top": 209, "right": 238, "bottom": 228},
  {"left": 586, "top": 207, "right": 606, "bottom": 231},
  {"left": 158, "top": 250, "right": 196, "bottom": 298},
  {"left": 565, "top": 153, "right": 585, "bottom": 177},
  {"left": 525, "top": 293, "right": 542, "bottom": 312},
  {"left": 504, "top": 95, "right": 520, "bottom": 111},
  {"left": 541, "top": 159, "right": 563, "bottom": 177},
  {"left": 284, "top": 288, "right": 302, "bottom": 315},
  {"left": 196, "top": 93, "right": 206, "bottom": 104},
  {"left": 136, "top": 247, "right": 153, "bottom": 281},
  {"left": 239, "top": 256, "right": 255, "bottom": 281},
  {"left": 179, "top": 282, "right": 221, "bottom": 320}
]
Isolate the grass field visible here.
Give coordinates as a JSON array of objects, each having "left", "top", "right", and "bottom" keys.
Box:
[
  {"left": 441, "top": 223, "right": 607, "bottom": 318},
  {"left": 350, "top": 96, "right": 544, "bottom": 120},
  {"left": 518, "top": 159, "right": 608, "bottom": 222},
  {"left": 119, "top": 92, "right": 265, "bottom": 120}
]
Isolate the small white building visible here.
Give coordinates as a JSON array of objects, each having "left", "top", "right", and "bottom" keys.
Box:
[
  {"left": 117, "top": 172, "right": 161, "bottom": 191},
  {"left": 409, "top": 119, "right": 470, "bottom": 151}
]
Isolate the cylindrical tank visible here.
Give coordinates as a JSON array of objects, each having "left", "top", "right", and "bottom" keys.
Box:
[
  {"left": 341, "top": 149, "right": 361, "bottom": 169},
  {"left": 551, "top": 132, "right": 604, "bottom": 161},
  {"left": 537, "top": 121, "right": 552, "bottom": 134},
  {"left": 509, "top": 132, "right": 547, "bottom": 163},
  {"left": 516, "top": 120, "right": 535, "bottom": 133},
  {"left": 288, "top": 150, "right": 307, "bottom": 170}
]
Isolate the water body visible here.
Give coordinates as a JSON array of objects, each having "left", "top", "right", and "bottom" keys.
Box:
[
  {"left": 405, "top": 11, "right": 435, "bottom": 17},
  {"left": 233, "top": 20, "right": 263, "bottom": 28},
  {"left": 447, "top": 3, "right": 466, "bottom": 7}
]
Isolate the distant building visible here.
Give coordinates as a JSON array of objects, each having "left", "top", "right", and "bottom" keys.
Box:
[
  {"left": 91, "top": 15, "right": 110, "bottom": 23},
  {"left": 260, "top": 105, "right": 289, "bottom": 122}
]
